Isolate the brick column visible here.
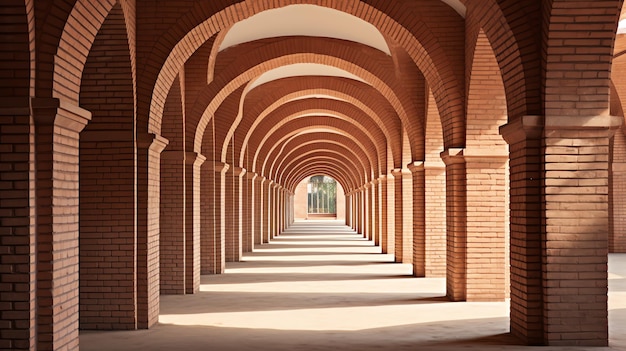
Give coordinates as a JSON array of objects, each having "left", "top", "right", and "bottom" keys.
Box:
[
  {"left": 185, "top": 153, "right": 205, "bottom": 293},
  {"left": 345, "top": 193, "right": 352, "bottom": 227},
  {"left": 137, "top": 133, "right": 168, "bottom": 329},
  {"left": 370, "top": 180, "right": 378, "bottom": 244},
  {"left": 32, "top": 98, "right": 90, "bottom": 350},
  {"left": 385, "top": 173, "right": 396, "bottom": 255},
  {"left": 200, "top": 161, "right": 228, "bottom": 274},
  {"left": 159, "top": 151, "right": 186, "bottom": 294},
  {"left": 408, "top": 162, "right": 426, "bottom": 277},
  {"left": 365, "top": 183, "right": 373, "bottom": 240},
  {"left": 0, "top": 101, "right": 36, "bottom": 350},
  {"left": 225, "top": 166, "right": 245, "bottom": 262},
  {"left": 253, "top": 176, "right": 264, "bottom": 245},
  {"left": 261, "top": 178, "right": 270, "bottom": 243},
  {"left": 501, "top": 115, "right": 621, "bottom": 346},
  {"left": 441, "top": 150, "right": 467, "bottom": 301},
  {"left": 242, "top": 171, "right": 254, "bottom": 252},
  {"left": 610, "top": 157, "right": 626, "bottom": 253},
  {"left": 391, "top": 169, "right": 413, "bottom": 264},
  {"left": 425, "top": 162, "right": 447, "bottom": 277},
  {"left": 378, "top": 176, "right": 389, "bottom": 253}
]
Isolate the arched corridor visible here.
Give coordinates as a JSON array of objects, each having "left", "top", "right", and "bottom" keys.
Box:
[
  {"left": 3, "top": 1, "right": 626, "bottom": 350},
  {"left": 80, "top": 220, "right": 626, "bottom": 350}
]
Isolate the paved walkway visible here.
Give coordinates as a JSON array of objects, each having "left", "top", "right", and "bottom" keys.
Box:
[{"left": 81, "top": 220, "right": 626, "bottom": 350}]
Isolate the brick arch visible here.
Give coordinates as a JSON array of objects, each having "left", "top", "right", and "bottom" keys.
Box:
[
  {"left": 240, "top": 98, "right": 386, "bottom": 170},
  {"left": 191, "top": 37, "right": 417, "bottom": 156},
  {"left": 268, "top": 139, "right": 372, "bottom": 184},
  {"left": 288, "top": 166, "right": 355, "bottom": 194},
  {"left": 278, "top": 149, "right": 367, "bottom": 187},
  {"left": 465, "top": 29, "right": 508, "bottom": 150},
  {"left": 52, "top": 0, "right": 116, "bottom": 102},
  {"left": 77, "top": 2, "right": 138, "bottom": 330},
  {"left": 543, "top": 0, "right": 622, "bottom": 117},
  {"left": 465, "top": 0, "right": 540, "bottom": 119},
  {"left": 145, "top": 0, "right": 464, "bottom": 149},
  {"left": 285, "top": 159, "right": 361, "bottom": 193},
  {"left": 266, "top": 134, "right": 376, "bottom": 181},
  {"left": 247, "top": 116, "right": 380, "bottom": 177},
  {"left": 231, "top": 76, "right": 402, "bottom": 168}
]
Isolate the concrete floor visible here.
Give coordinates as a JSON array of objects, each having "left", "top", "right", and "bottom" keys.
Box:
[{"left": 81, "top": 220, "right": 626, "bottom": 351}]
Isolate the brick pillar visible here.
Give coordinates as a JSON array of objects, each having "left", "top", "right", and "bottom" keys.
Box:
[
  {"left": 391, "top": 169, "right": 413, "bottom": 264},
  {"left": 441, "top": 150, "right": 467, "bottom": 301},
  {"left": 253, "top": 176, "right": 264, "bottom": 245},
  {"left": 345, "top": 193, "right": 352, "bottom": 228},
  {"left": 225, "top": 166, "right": 245, "bottom": 262},
  {"left": 408, "top": 162, "right": 426, "bottom": 277},
  {"left": 501, "top": 115, "right": 621, "bottom": 346},
  {"left": 372, "top": 179, "right": 380, "bottom": 246},
  {"left": 425, "top": 162, "right": 447, "bottom": 277},
  {"left": 385, "top": 173, "right": 396, "bottom": 255},
  {"left": 137, "top": 133, "right": 168, "bottom": 329},
  {"left": 0, "top": 101, "right": 36, "bottom": 350},
  {"left": 379, "top": 176, "right": 389, "bottom": 253},
  {"left": 200, "top": 161, "right": 228, "bottom": 274},
  {"left": 610, "top": 130, "right": 626, "bottom": 252},
  {"left": 270, "top": 184, "right": 279, "bottom": 238},
  {"left": 32, "top": 98, "right": 90, "bottom": 350},
  {"left": 370, "top": 181, "right": 378, "bottom": 244},
  {"left": 366, "top": 183, "right": 374, "bottom": 240},
  {"left": 159, "top": 151, "right": 186, "bottom": 294},
  {"left": 261, "top": 178, "right": 270, "bottom": 243},
  {"left": 185, "top": 153, "right": 205, "bottom": 293},
  {"left": 242, "top": 171, "right": 254, "bottom": 252}
]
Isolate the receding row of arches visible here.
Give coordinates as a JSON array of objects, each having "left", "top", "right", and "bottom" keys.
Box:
[{"left": 1, "top": 1, "right": 626, "bottom": 350}]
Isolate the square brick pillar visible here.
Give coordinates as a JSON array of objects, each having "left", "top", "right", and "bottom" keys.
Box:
[
  {"left": 225, "top": 166, "right": 245, "bottom": 262},
  {"left": 261, "top": 178, "right": 270, "bottom": 243},
  {"left": 366, "top": 183, "right": 374, "bottom": 240},
  {"left": 362, "top": 185, "right": 370, "bottom": 239},
  {"left": 441, "top": 148, "right": 508, "bottom": 302},
  {"left": 200, "top": 161, "right": 228, "bottom": 274},
  {"left": 391, "top": 169, "right": 413, "bottom": 264},
  {"left": 345, "top": 193, "right": 352, "bottom": 227},
  {"left": 137, "top": 133, "right": 168, "bottom": 329},
  {"left": 369, "top": 181, "right": 378, "bottom": 243},
  {"left": 408, "top": 162, "right": 426, "bottom": 277},
  {"left": 356, "top": 192, "right": 361, "bottom": 232},
  {"left": 372, "top": 179, "right": 381, "bottom": 246},
  {"left": 253, "top": 176, "right": 264, "bottom": 246},
  {"left": 32, "top": 98, "right": 90, "bottom": 350},
  {"left": 386, "top": 173, "right": 396, "bottom": 255},
  {"left": 159, "top": 151, "right": 186, "bottom": 294},
  {"left": 610, "top": 131, "right": 626, "bottom": 252},
  {"left": 0, "top": 101, "right": 36, "bottom": 351},
  {"left": 378, "top": 176, "right": 389, "bottom": 252},
  {"left": 185, "top": 153, "right": 205, "bottom": 293},
  {"left": 500, "top": 115, "right": 621, "bottom": 346},
  {"left": 425, "top": 162, "right": 447, "bottom": 277},
  {"left": 242, "top": 171, "right": 254, "bottom": 252}
]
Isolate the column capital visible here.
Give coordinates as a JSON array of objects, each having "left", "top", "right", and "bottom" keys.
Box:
[
  {"left": 246, "top": 171, "right": 258, "bottom": 180},
  {"left": 137, "top": 133, "right": 168, "bottom": 153},
  {"left": 500, "top": 115, "right": 623, "bottom": 145},
  {"left": 213, "top": 161, "right": 230, "bottom": 173},
  {"left": 499, "top": 115, "right": 542, "bottom": 145},
  {"left": 440, "top": 148, "right": 465, "bottom": 166},
  {"left": 229, "top": 166, "right": 246, "bottom": 177},
  {"left": 407, "top": 161, "right": 425, "bottom": 173},
  {"left": 31, "top": 97, "right": 91, "bottom": 133}
]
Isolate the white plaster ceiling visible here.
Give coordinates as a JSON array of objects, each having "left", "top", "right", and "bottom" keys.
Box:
[
  {"left": 219, "top": 4, "right": 391, "bottom": 55},
  {"left": 248, "top": 63, "right": 366, "bottom": 90}
]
